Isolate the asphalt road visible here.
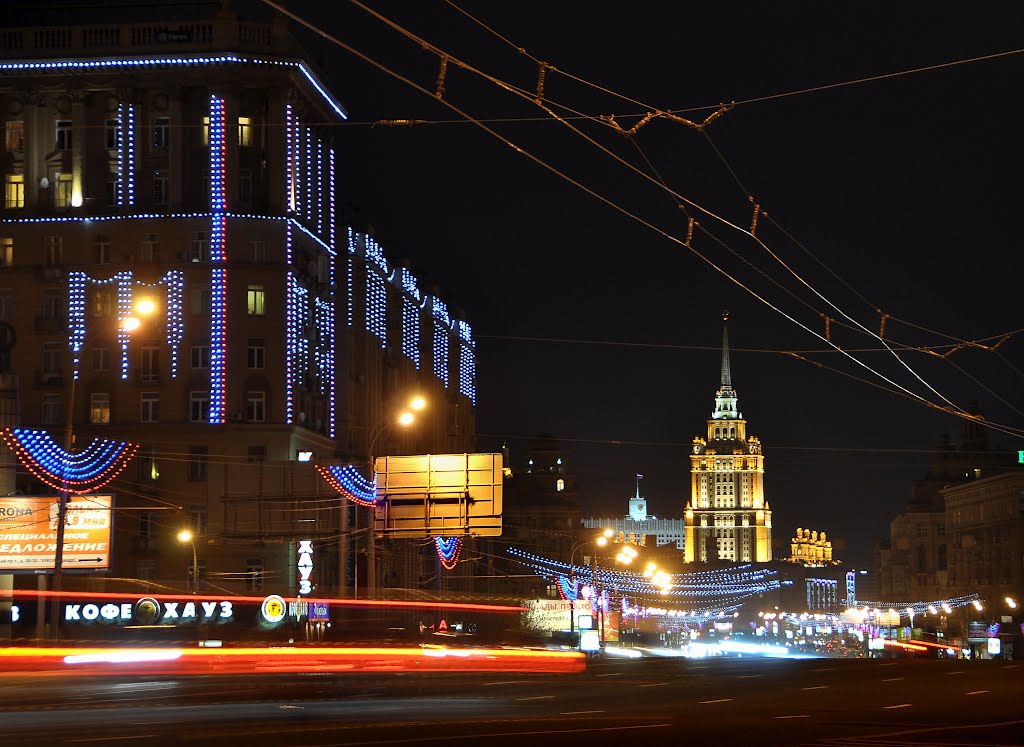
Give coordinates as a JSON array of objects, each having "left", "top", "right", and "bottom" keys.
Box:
[{"left": 1, "top": 654, "right": 1021, "bottom": 746}]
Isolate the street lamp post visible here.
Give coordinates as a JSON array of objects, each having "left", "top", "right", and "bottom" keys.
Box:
[
  {"left": 50, "top": 302, "right": 153, "bottom": 641},
  {"left": 177, "top": 529, "right": 198, "bottom": 594},
  {"left": 361, "top": 395, "right": 425, "bottom": 599}
]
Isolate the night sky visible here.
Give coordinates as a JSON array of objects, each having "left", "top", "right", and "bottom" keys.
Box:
[
  {"left": 288, "top": 2, "right": 1024, "bottom": 566},
  {"left": 22, "top": 0, "right": 1015, "bottom": 565}
]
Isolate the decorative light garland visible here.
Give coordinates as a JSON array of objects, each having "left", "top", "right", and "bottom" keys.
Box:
[
  {"left": 314, "top": 464, "right": 377, "bottom": 506},
  {"left": 398, "top": 267, "right": 421, "bottom": 369},
  {"left": 207, "top": 95, "right": 227, "bottom": 424},
  {"left": 431, "top": 296, "right": 449, "bottom": 387},
  {"left": 456, "top": 319, "right": 475, "bottom": 404},
  {"left": 434, "top": 537, "right": 462, "bottom": 570},
  {"left": 1, "top": 428, "right": 138, "bottom": 492}
]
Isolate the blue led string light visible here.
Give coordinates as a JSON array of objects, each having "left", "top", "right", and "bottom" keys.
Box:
[
  {"left": 68, "top": 272, "right": 87, "bottom": 378},
  {"left": 431, "top": 297, "right": 450, "bottom": 387},
  {"left": 208, "top": 95, "right": 227, "bottom": 424},
  {"left": 457, "top": 320, "right": 476, "bottom": 404},
  {"left": 116, "top": 103, "right": 125, "bottom": 206},
  {"left": 434, "top": 537, "right": 463, "bottom": 571},
  {"left": 398, "top": 267, "right": 421, "bottom": 369},
  {"left": 314, "top": 463, "right": 377, "bottom": 506},
  {"left": 1, "top": 428, "right": 139, "bottom": 492},
  {"left": 285, "top": 103, "right": 295, "bottom": 213},
  {"left": 363, "top": 234, "right": 389, "bottom": 347},
  {"left": 125, "top": 104, "right": 135, "bottom": 206}
]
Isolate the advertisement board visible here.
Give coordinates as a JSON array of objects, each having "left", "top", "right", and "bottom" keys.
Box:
[{"left": 0, "top": 494, "right": 112, "bottom": 572}]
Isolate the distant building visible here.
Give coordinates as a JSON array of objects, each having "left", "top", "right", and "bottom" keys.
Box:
[
  {"left": 786, "top": 527, "right": 836, "bottom": 566},
  {"left": 875, "top": 413, "right": 1016, "bottom": 603},
  {"left": 582, "top": 480, "right": 685, "bottom": 551},
  {"left": 685, "top": 315, "right": 772, "bottom": 562}
]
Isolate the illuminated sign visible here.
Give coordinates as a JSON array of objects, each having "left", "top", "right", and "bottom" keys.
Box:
[
  {"left": 309, "top": 601, "right": 330, "bottom": 622},
  {"left": 0, "top": 495, "right": 113, "bottom": 571},
  {"left": 1018, "top": 450, "right": 1023, "bottom": 464},
  {"left": 63, "top": 597, "right": 233, "bottom": 625},
  {"left": 260, "top": 595, "right": 286, "bottom": 624},
  {"left": 297, "top": 539, "right": 313, "bottom": 595}
]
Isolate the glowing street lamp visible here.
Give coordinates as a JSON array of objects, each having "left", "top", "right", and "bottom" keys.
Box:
[{"left": 177, "top": 529, "right": 198, "bottom": 595}]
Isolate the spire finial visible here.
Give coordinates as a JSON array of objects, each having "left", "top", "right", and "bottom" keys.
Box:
[{"left": 721, "top": 310, "right": 731, "bottom": 388}]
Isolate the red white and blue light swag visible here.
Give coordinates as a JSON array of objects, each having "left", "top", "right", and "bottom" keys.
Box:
[
  {"left": 557, "top": 575, "right": 579, "bottom": 602},
  {"left": 1, "top": 428, "right": 138, "bottom": 492},
  {"left": 434, "top": 537, "right": 462, "bottom": 570},
  {"left": 314, "top": 463, "right": 377, "bottom": 506}
]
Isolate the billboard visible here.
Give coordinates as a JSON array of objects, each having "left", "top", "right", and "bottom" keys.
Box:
[
  {"left": 0, "top": 494, "right": 112, "bottom": 572},
  {"left": 373, "top": 453, "right": 502, "bottom": 537}
]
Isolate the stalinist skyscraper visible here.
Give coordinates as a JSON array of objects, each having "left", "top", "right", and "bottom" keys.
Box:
[{"left": 684, "top": 313, "right": 772, "bottom": 563}]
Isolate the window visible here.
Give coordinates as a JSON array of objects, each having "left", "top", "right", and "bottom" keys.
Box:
[
  {"left": 0, "top": 237, "right": 11, "bottom": 266},
  {"left": 139, "top": 448, "right": 158, "bottom": 477},
  {"left": 54, "top": 173, "right": 72, "bottom": 208},
  {"left": 239, "top": 168, "right": 252, "bottom": 205},
  {"left": 105, "top": 177, "right": 116, "bottom": 207},
  {"left": 55, "top": 120, "right": 72, "bottom": 151},
  {"left": 104, "top": 119, "right": 118, "bottom": 150},
  {"left": 201, "top": 116, "right": 210, "bottom": 146},
  {"left": 42, "top": 291, "right": 62, "bottom": 320},
  {"left": 5, "top": 174, "right": 24, "bottom": 208},
  {"left": 200, "top": 169, "right": 210, "bottom": 207},
  {"left": 138, "top": 511, "right": 153, "bottom": 539},
  {"left": 189, "top": 391, "right": 210, "bottom": 423},
  {"left": 41, "top": 394, "right": 61, "bottom": 425},
  {"left": 190, "top": 286, "right": 210, "bottom": 315},
  {"left": 152, "top": 117, "right": 170, "bottom": 149},
  {"left": 188, "top": 445, "right": 208, "bottom": 481},
  {"left": 139, "top": 346, "right": 159, "bottom": 383},
  {"left": 44, "top": 236, "right": 62, "bottom": 266},
  {"left": 0, "top": 290, "right": 10, "bottom": 321},
  {"left": 137, "top": 559, "right": 156, "bottom": 581},
  {"left": 247, "top": 445, "right": 266, "bottom": 462},
  {"left": 140, "top": 392, "right": 159, "bottom": 423},
  {"left": 245, "top": 559, "right": 263, "bottom": 592},
  {"left": 141, "top": 233, "right": 159, "bottom": 263},
  {"left": 91, "top": 347, "right": 110, "bottom": 371},
  {"left": 190, "top": 231, "right": 209, "bottom": 262},
  {"left": 246, "top": 391, "right": 266, "bottom": 422},
  {"left": 246, "top": 285, "right": 265, "bottom": 316},
  {"left": 94, "top": 236, "right": 111, "bottom": 265},
  {"left": 89, "top": 392, "right": 110, "bottom": 424},
  {"left": 190, "top": 345, "right": 210, "bottom": 369},
  {"left": 5, "top": 121, "right": 24, "bottom": 153},
  {"left": 556, "top": 478, "right": 565, "bottom": 492},
  {"left": 246, "top": 240, "right": 265, "bottom": 263},
  {"left": 247, "top": 338, "right": 265, "bottom": 369},
  {"left": 42, "top": 342, "right": 62, "bottom": 374},
  {"left": 90, "top": 288, "right": 115, "bottom": 317},
  {"left": 153, "top": 170, "right": 168, "bottom": 205},
  {"left": 237, "top": 116, "right": 252, "bottom": 147},
  {"left": 188, "top": 504, "right": 208, "bottom": 536}
]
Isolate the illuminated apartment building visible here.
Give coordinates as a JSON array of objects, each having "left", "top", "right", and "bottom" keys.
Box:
[
  {"left": 684, "top": 316, "right": 772, "bottom": 562},
  {"left": 0, "top": 6, "right": 476, "bottom": 598}
]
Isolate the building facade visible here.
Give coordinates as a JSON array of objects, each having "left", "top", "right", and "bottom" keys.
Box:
[
  {"left": 582, "top": 482, "right": 685, "bottom": 551},
  {"left": 0, "top": 6, "right": 476, "bottom": 599},
  {"left": 684, "top": 317, "right": 772, "bottom": 562},
  {"left": 787, "top": 527, "right": 835, "bottom": 566}
]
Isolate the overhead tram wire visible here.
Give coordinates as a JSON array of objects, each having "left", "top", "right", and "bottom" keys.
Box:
[{"left": 266, "top": 2, "right": 1024, "bottom": 440}]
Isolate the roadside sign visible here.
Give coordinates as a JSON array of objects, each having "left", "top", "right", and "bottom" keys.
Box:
[
  {"left": 373, "top": 453, "right": 502, "bottom": 537},
  {"left": 0, "top": 494, "right": 112, "bottom": 572}
]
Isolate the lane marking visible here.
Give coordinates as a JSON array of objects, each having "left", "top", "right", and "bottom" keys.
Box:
[
  {"left": 278, "top": 705, "right": 304, "bottom": 710},
  {"left": 881, "top": 678, "right": 904, "bottom": 682},
  {"left": 884, "top": 703, "right": 913, "bottom": 709},
  {"left": 517, "top": 695, "right": 556, "bottom": 701},
  {"left": 774, "top": 714, "right": 809, "bottom": 719},
  {"left": 560, "top": 710, "right": 604, "bottom": 715},
  {"left": 699, "top": 698, "right": 733, "bottom": 704},
  {"left": 801, "top": 685, "right": 829, "bottom": 691},
  {"left": 966, "top": 690, "right": 989, "bottom": 696},
  {"left": 638, "top": 682, "right": 670, "bottom": 688}
]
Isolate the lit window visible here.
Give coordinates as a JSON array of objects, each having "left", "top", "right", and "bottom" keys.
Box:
[
  {"left": 54, "top": 173, "right": 73, "bottom": 208},
  {"left": 247, "top": 285, "right": 265, "bottom": 316},
  {"left": 0, "top": 237, "right": 11, "bottom": 266},
  {"left": 89, "top": 392, "right": 110, "bottom": 424},
  {"left": 556, "top": 479, "right": 565, "bottom": 492},
  {"left": 201, "top": 116, "right": 210, "bottom": 146},
  {"left": 5, "top": 121, "right": 24, "bottom": 153},
  {"left": 5, "top": 174, "right": 24, "bottom": 208},
  {"left": 237, "top": 116, "right": 252, "bottom": 147}
]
